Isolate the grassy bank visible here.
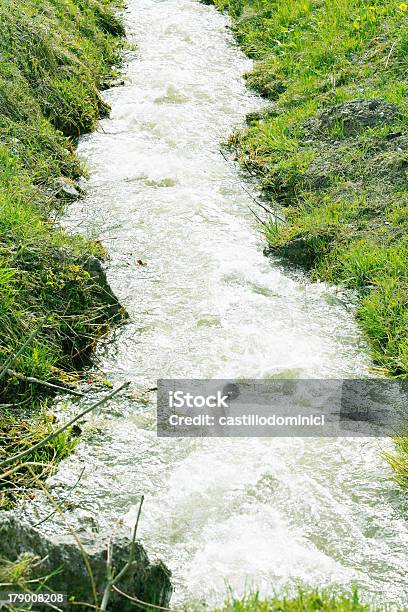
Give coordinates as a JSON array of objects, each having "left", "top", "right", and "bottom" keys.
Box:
[
  {"left": 212, "top": 0, "right": 407, "bottom": 377},
  {"left": 212, "top": 0, "right": 408, "bottom": 485},
  {"left": 0, "top": 0, "right": 125, "bottom": 508},
  {"left": 217, "top": 589, "right": 372, "bottom": 611}
]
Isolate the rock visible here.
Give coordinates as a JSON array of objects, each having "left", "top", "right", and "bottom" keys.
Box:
[
  {"left": 0, "top": 511, "right": 172, "bottom": 611},
  {"left": 80, "top": 255, "right": 127, "bottom": 323},
  {"left": 51, "top": 248, "right": 127, "bottom": 328},
  {"left": 306, "top": 99, "right": 400, "bottom": 137},
  {"left": 100, "top": 77, "right": 126, "bottom": 90},
  {"left": 110, "top": 78, "right": 125, "bottom": 88},
  {"left": 55, "top": 177, "right": 82, "bottom": 201}
]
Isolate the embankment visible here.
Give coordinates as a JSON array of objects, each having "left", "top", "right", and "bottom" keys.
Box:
[
  {"left": 0, "top": 0, "right": 126, "bottom": 505},
  {"left": 212, "top": 0, "right": 408, "bottom": 485}
]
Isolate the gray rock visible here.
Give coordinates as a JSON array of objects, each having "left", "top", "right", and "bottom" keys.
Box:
[
  {"left": 55, "top": 177, "right": 82, "bottom": 201},
  {"left": 80, "top": 255, "right": 128, "bottom": 323},
  {"left": 0, "top": 511, "right": 172, "bottom": 611},
  {"left": 100, "top": 78, "right": 126, "bottom": 90}
]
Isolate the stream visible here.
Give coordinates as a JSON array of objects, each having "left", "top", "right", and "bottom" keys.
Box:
[{"left": 36, "top": 0, "right": 407, "bottom": 607}]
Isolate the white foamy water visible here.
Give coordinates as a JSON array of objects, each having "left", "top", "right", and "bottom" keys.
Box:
[{"left": 39, "top": 0, "right": 407, "bottom": 607}]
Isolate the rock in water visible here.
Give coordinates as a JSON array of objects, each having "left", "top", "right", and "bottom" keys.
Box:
[
  {"left": 55, "top": 177, "right": 82, "bottom": 201},
  {"left": 0, "top": 511, "right": 173, "bottom": 610}
]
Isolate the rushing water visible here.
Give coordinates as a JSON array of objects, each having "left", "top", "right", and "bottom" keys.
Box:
[{"left": 38, "top": 0, "right": 408, "bottom": 607}]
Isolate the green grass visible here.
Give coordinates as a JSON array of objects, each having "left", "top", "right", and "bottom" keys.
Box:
[
  {"left": 384, "top": 434, "right": 408, "bottom": 488},
  {"left": 216, "top": 589, "right": 373, "bottom": 611},
  {"left": 212, "top": 0, "right": 408, "bottom": 483},
  {"left": 213, "top": 0, "right": 407, "bottom": 377},
  {"left": 0, "top": 0, "right": 124, "bottom": 402},
  {"left": 0, "top": 0, "right": 125, "bottom": 503},
  {"left": 0, "top": 408, "right": 79, "bottom": 510}
]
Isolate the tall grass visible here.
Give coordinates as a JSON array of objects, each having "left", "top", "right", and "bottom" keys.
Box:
[{"left": 0, "top": 408, "right": 79, "bottom": 510}]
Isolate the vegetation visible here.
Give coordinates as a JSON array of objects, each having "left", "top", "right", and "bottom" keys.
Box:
[
  {"left": 216, "top": 589, "right": 373, "bottom": 611},
  {"left": 213, "top": 0, "right": 407, "bottom": 377},
  {"left": 0, "top": 407, "right": 79, "bottom": 510},
  {"left": 0, "top": 0, "right": 125, "bottom": 506},
  {"left": 384, "top": 434, "right": 408, "bottom": 487},
  {"left": 212, "top": 0, "right": 408, "bottom": 482}
]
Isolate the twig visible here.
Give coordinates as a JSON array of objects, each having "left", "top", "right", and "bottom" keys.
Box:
[
  {"left": 32, "top": 466, "right": 86, "bottom": 527},
  {"left": 241, "top": 181, "right": 285, "bottom": 222},
  {"left": 64, "top": 602, "right": 100, "bottom": 610},
  {"left": 117, "top": 495, "right": 144, "bottom": 581},
  {"left": 0, "top": 382, "right": 130, "bottom": 469},
  {"left": 100, "top": 495, "right": 144, "bottom": 612},
  {"left": 385, "top": 41, "right": 396, "bottom": 69},
  {"left": 111, "top": 585, "right": 179, "bottom": 611},
  {"left": 219, "top": 147, "right": 285, "bottom": 223},
  {"left": 0, "top": 461, "right": 55, "bottom": 482},
  {"left": 6, "top": 369, "right": 87, "bottom": 397},
  {"left": 248, "top": 205, "right": 266, "bottom": 226},
  {"left": 0, "top": 397, "right": 32, "bottom": 409},
  {"left": 0, "top": 575, "right": 55, "bottom": 588}
]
